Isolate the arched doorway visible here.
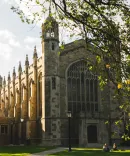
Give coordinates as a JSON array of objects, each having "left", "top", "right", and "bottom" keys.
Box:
[{"left": 87, "top": 125, "right": 97, "bottom": 143}]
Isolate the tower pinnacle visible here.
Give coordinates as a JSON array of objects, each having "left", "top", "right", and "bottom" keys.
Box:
[
  {"left": 8, "top": 72, "right": 11, "bottom": 81},
  {"left": 25, "top": 54, "right": 29, "bottom": 66},
  {"left": 18, "top": 61, "right": 22, "bottom": 72},
  {"left": 13, "top": 67, "right": 16, "bottom": 78},
  {"left": 33, "top": 46, "right": 38, "bottom": 58}
]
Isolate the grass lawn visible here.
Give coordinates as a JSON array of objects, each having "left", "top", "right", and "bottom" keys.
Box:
[
  {"left": 0, "top": 146, "right": 55, "bottom": 156},
  {"left": 48, "top": 148, "right": 130, "bottom": 156}
]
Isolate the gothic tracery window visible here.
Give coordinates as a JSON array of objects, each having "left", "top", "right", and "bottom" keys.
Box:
[{"left": 67, "top": 61, "right": 98, "bottom": 114}]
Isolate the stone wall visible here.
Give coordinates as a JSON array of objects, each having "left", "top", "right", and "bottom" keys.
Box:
[{"left": 59, "top": 40, "right": 121, "bottom": 146}]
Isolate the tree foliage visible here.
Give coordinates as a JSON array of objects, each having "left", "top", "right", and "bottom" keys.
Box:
[{"left": 11, "top": 0, "right": 130, "bottom": 137}]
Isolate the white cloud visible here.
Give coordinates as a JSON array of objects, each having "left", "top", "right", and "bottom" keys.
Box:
[
  {"left": 0, "top": 30, "right": 21, "bottom": 47},
  {"left": 14, "top": 0, "right": 47, "bottom": 27},
  {"left": 24, "top": 36, "right": 41, "bottom": 57},
  {"left": 14, "top": 0, "right": 41, "bottom": 19},
  {"left": 0, "top": 42, "right": 12, "bottom": 60},
  {"left": 0, "top": 30, "right": 15, "bottom": 40},
  {"left": 9, "top": 38, "right": 20, "bottom": 47},
  {"left": 24, "top": 36, "right": 41, "bottom": 44},
  {"left": 25, "top": 45, "right": 32, "bottom": 51},
  {"left": 1, "top": 0, "right": 14, "bottom": 5}
]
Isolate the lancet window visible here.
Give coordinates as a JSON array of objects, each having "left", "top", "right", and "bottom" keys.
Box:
[
  {"left": 67, "top": 60, "right": 98, "bottom": 115},
  {"left": 21, "top": 85, "right": 24, "bottom": 102},
  {"left": 52, "top": 77, "right": 56, "bottom": 89},
  {"left": 38, "top": 73, "right": 42, "bottom": 117},
  {"left": 52, "top": 43, "right": 55, "bottom": 50},
  {"left": 29, "top": 80, "right": 32, "bottom": 99},
  {"left": 50, "top": 28, "right": 55, "bottom": 37}
]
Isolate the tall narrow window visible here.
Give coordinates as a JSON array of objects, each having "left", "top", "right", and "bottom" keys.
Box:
[
  {"left": 52, "top": 77, "right": 56, "bottom": 89},
  {"left": 21, "top": 86, "right": 24, "bottom": 102},
  {"left": 14, "top": 106, "right": 15, "bottom": 117},
  {"left": 38, "top": 74, "right": 42, "bottom": 117},
  {"left": 52, "top": 43, "right": 55, "bottom": 50},
  {"left": 46, "top": 31, "right": 50, "bottom": 37},
  {"left": 51, "top": 28, "right": 55, "bottom": 37},
  {"left": 28, "top": 80, "right": 32, "bottom": 118},
  {"left": 16, "top": 89, "right": 19, "bottom": 104},
  {"left": 1, "top": 125, "right": 8, "bottom": 134},
  {"left": 21, "top": 86, "right": 24, "bottom": 117},
  {"left": 29, "top": 82, "right": 32, "bottom": 98}
]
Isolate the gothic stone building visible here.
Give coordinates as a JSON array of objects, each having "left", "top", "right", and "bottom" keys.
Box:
[{"left": 0, "top": 15, "right": 123, "bottom": 146}]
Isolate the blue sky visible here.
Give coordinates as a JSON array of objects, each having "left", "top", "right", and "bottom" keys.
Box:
[
  {"left": 0, "top": 0, "right": 72, "bottom": 78},
  {"left": 0, "top": 0, "right": 41, "bottom": 78},
  {"left": 0, "top": 0, "right": 130, "bottom": 79}
]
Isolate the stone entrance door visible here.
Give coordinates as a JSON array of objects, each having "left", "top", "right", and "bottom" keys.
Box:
[{"left": 87, "top": 125, "right": 97, "bottom": 143}]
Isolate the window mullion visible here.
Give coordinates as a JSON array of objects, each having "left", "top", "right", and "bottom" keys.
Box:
[
  {"left": 80, "top": 72, "right": 82, "bottom": 112},
  {"left": 93, "top": 79, "right": 95, "bottom": 112},
  {"left": 89, "top": 79, "right": 91, "bottom": 112},
  {"left": 85, "top": 73, "right": 87, "bottom": 114}
]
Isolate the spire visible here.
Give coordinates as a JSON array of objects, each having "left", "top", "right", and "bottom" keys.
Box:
[
  {"left": 45, "top": 0, "right": 56, "bottom": 25},
  {"left": 33, "top": 46, "right": 38, "bottom": 58},
  {"left": 8, "top": 72, "right": 11, "bottom": 81},
  {"left": 49, "top": 0, "right": 51, "bottom": 16},
  {"left": 42, "top": 6, "right": 59, "bottom": 41},
  {"left": 18, "top": 61, "right": 22, "bottom": 73},
  {"left": 25, "top": 54, "right": 29, "bottom": 66}
]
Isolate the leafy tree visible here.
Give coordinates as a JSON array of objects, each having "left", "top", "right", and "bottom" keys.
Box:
[{"left": 11, "top": 0, "right": 130, "bottom": 139}]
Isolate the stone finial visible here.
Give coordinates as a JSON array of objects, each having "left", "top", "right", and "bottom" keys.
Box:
[
  {"left": 18, "top": 61, "right": 22, "bottom": 73},
  {"left": 8, "top": 72, "right": 11, "bottom": 81},
  {"left": 25, "top": 54, "right": 29, "bottom": 66},
  {"left": 13, "top": 67, "right": 16, "bottom": 77},
  {"left": 33, "top": 46, "right": 38, "bottom": 58}
]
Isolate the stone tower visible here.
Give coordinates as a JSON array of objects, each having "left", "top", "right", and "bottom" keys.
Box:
[{"left": 41, "top": 14, "right": 61, "bottom": 145}]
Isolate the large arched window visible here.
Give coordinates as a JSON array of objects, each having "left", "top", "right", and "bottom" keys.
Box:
[{"left": 67, "top": 60, "right": 98, "bottom": 114}]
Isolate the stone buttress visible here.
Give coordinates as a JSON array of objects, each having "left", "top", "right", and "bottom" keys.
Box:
[{"left": 28, "top": 47, "right": 38, "bottom": 141}]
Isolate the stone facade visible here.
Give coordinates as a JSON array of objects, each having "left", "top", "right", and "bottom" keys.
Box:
[{"left": 0, "top": 15, "right": 123, "bottom": 146}]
